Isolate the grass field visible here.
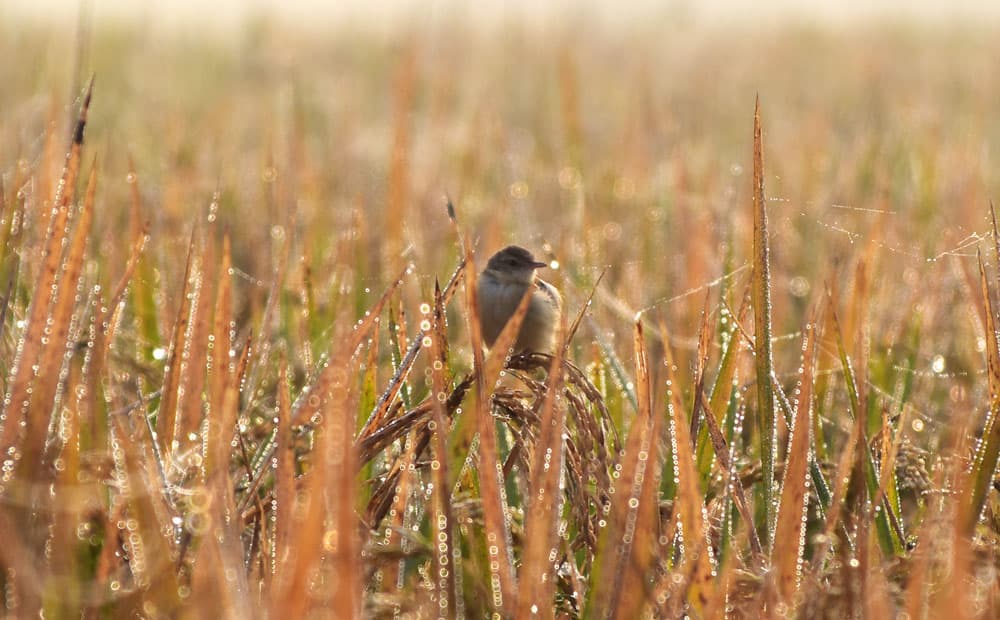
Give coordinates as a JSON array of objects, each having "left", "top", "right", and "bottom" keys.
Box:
[{"left": 2, "top": 9, "right": 1000, "bottom": 618}]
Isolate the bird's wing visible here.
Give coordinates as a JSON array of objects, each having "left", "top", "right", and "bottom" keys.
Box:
[{"left": 535, "top": 278, "right": 561, "bottom": 309}]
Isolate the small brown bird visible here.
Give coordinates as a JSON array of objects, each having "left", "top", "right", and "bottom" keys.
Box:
[{"left": 476, "top": 245, "right": 561, "bottom": 354}]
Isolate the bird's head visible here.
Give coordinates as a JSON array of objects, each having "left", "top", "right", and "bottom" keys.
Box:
[{"left": 485, "top": 245, "right": 548, "bottom": 284}]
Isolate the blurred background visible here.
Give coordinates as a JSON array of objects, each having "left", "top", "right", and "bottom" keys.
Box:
[{"left": 6, "top": 0, "right": 1000, "bottom": 28}]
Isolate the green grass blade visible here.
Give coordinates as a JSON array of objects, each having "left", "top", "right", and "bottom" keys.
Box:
[{"left": 751, "top": 96, "right": 778, "bottom": 547}]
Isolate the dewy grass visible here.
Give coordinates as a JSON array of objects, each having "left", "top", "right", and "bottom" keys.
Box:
[{"left": 2, "top": 15, "right": 1000, "bottom": 618}]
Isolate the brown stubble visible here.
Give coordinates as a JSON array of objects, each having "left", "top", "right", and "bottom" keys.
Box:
[
  {"left": 1, "top": 78, "right": 93, "bottom": 480},
  {"left": 272, "top": 266, "right": 404, "bottom": 617},
  {"left": 156, "top": 228, "right": 198, "bottom": 457},
  {"left": 28, "top": 160, "right": 97, "bottom": 469},
  {"left": 515, "top": 312, "right": 566, "bottom": 619},
  {"left": 588, "top": 321, "right": 665, "bottom": 618},
  {"left": 108, "top": 410, "right": 182, "bottom": 616},
  {"left": 659, "top": 320, "right": 715, "bottom": 617},
  {"left": 771, "top": 308, "right": 819, "bottom": 609}
]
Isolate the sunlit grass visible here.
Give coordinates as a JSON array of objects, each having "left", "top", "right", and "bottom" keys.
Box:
[{"left": 2, "top": 13, "right": 1000, "bottom": 618}]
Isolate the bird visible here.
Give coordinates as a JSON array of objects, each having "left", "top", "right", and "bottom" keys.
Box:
[{"left": 476, "top": 245, "right": 561, "bottom": 354}]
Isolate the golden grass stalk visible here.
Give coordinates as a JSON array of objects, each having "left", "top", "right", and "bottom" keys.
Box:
[
  {"left": 515, "top": 314, "right": 566, "bottom": 619},
  {"left": 1, "top": 78, "right": 92, "bottom": 469},
  {"left": 109, "top": 412, "right": 182, "bottom": 615},
  {"left": 176, "top": 232, "right": 213, "bottom": 456},
  {"left": 358, "top": 259, "right": 465, "bottom": 441},
  {"left": 156, "top": 229, "right": 198, "bottom": 456},
  {"left": 273, "top": 264, "right": 402, "bottom": 616},
  {"left": 612, "top": 321, "right": 664, "bottom": 620},
  {"left": 292, "top": 264, "right": 407, "bottom": 426},
  {"left": 48, "top": 362, "right": 83, "bottom": 616},
  {"left": 27, "top": 159, "right": 95, "bottom": 460},
  {"left": 771, "top": 311, "right": 818, "bottom": 606},
  {"left": 86, "top": 205, "right": 147, "bottom": 451},
  {"left": 204, "top": 235, "right": 234, "bottom": 478},
  {"left": 660, "top": 321, "right": 715, "bottom": 616},
  {"left": 586, "top": 320, "right": 661, "bottom": 618},
  {"left": 697, "top": 385, "right": 763, "bottom": 561},
  {"left": 271, "top": 320, "right": 360, "bottom": 617}
]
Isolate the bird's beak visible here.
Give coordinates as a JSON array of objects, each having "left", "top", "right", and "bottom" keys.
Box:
[{"left": 530, "top": 261, "right": 548, "bottom": 269}]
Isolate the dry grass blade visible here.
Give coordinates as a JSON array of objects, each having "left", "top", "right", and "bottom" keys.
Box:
[
  {"left": 1, "top": 78, "right": 93, "bottom": 465},
  {"left": 611, "top": 321, "right": 664, "bottom": 620},
  {"left": 273, "top": 323, "right": 361, "bottom": 617},
  {"left": 0, "top": 188, "right": 26, "bottom": 344},
  {"left": 809, "top": 380, "right": 863, "bottom": 573},
  {"left": 429, "top": 281, "right": 459, "bottom": 616},
  {"left": 697, "top": 396, "right": 763, "bottom": 560},
  {"left": 190, "top": 323, "right": 249, "bottom": 616},
  {"left": 751, "top": 95, "right": 777, "bottom": 544},
  {"left": 563, "top": 267, "right": 605, "bottom": 349},
  {"left": 872, "top": 404, "right": 908, "bottom": 530},
  {"left": 772, "top": 312, "right": 818, "bottom": 606},
  {"left": 50, "top": 363, "right": 84, "bottom": 615},
  {"left": 903, "top": 521, "right": 932, "bottom": 619},
  {"left": 661, "top": 321, "right": 715, "bottom": 615},
  {"left": 462, "top": 235, "right": 516, "bottom": 614},
  {"left": 87, "top": 212, "right": 148, "bottom": 446},
  {"left": 516, "top": 314, "right": 566, "bottom": 619},
  {"left": 696, "top": 286, "right": 749, "bottom": 481},
  {"left": 991, "top": 200, "right": 1000, "bottom": 296},
  {"left": 156, "top": 228, "right": 198, "bottom": 456},
  {"left": 828, "top": 295, "right": 903, "bottom": 554},
  {"left": 966, "top": 247, "right": 1000, "bottom": 533},
  {"left": 204, "top": 236, "right": 234, "bottom": 477},
  {"left": 861, "top": 518, "right": 892, "bottom": 619},
  {"left": 905, "top": 466, "right": 950, "bottom": 619},
  {"left": 26, "top": 160, "right": 96, "bottom": 468},
  {"left": 177, "top": 233, "right": 213, "bottom": 455},
  {"left": 0, "top": 509, "right": 43, "bottom": 611},
  {"left": 191, "top": 453, "right": 249, "bottom": 616},
  {"left": 688, "top": 290, "right": 713, "bottom": 441},
  {"left": 293, "top": 264, "right": 408, "bottom": 425},
  {"left": 374, "top": 428, "right": 418, "bottom": 607},
  {"left": 358, "top": 258, "right": 464, "bottom": 440},
  {"left": 271, "top": 355, "right": 294, "bottom": 583},
  {"left": 274, "top": 265, "right": 408, "bottom": 615},
  {"left": 587, "top": 320, "right": 661, "bottom": 618},
  {"left": 240, "top": 229, "right": 289, "bottom": 416},
  {"left": 109, "top": 412, "right": 182, "bottom": 615},
  {"left": 320, "top": 346, "right": 362, "bottom": 619}
]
